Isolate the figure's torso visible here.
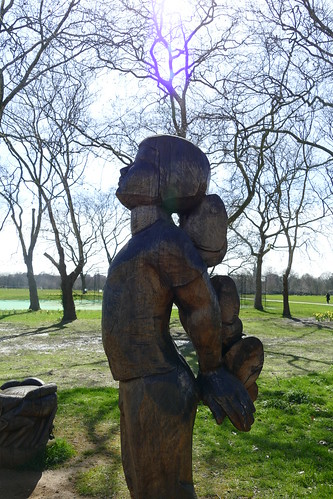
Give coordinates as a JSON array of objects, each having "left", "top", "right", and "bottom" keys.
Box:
[{"left": 102, "top": 219, "right": 205, "bottom": 380}]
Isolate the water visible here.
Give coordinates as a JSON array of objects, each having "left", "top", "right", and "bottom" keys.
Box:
[{"left": 0, "top": 299, "right": 102, "bottom": 311}]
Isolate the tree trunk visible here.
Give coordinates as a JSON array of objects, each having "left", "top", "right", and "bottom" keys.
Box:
[
  {"left": 27, "top": 266, "right": 40, "bottom": 311},
  {"left": 282, "top": 273, "right": 291, "bottom": 318},
  {"left": 254, "top": 256, "right": 264, "bottom": 311},
  {"left": 61, "top": 276, "right": 77, "bottom": 322},
  {"left": 80, "top": 272, "right": 87, "bottom": 294}
]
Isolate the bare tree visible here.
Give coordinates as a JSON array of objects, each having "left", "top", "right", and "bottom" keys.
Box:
[
  {"left": 44, "top": 191, "right": 99, "bottom": 293},
  {"left": 41, "top": 81, "right": 93, "bottom": 321},
  {"left": 249, "top": 0, "right": 333, "bottom": 161},
  {"left": 89, "top": 0, "right": 333, "bottom": 288},
  {"left": 2, "top": 0, "right": 332, "bottom": 296},
  {"left": 4, "top": 68, "right": 93, "bottom": 321},
  {"left": 0, "top": 163, "right": 44, "bottom": 310},
  {"left": 0, "top": 0, "right": 94, "bottom": 126},
  {"left": 93, "top": 0, "right": 225, "bottom": 139},
  {"left": 80, "top": 190, "right": 130, "bottom": 266},
  {"left": 269, "top": 141, "right": 327, "bottom": 317},
  {"left": 86, "top": 0, "right": 275, "bottom": 226},
  {"left": 1, "top": 78, "right": 58, "bottom": 310},
  {"left": 231, "top": 187, "right": 281, "bottom": 311}
]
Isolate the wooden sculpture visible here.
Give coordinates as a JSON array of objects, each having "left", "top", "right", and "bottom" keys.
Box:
[
  {"left": 0, "top": 377, "right": 57, "bottom": 467},
  {"left": 102, "top": 135, "right": 263, "bottom": 499}
]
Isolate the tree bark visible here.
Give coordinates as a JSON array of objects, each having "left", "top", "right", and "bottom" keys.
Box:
[
  {"left": 282, "top": 273, "right": 291, "bottom": 318},
  {"left": 61, "top": 274, "right": 77, "bottom": 322},
  {"left": 80, "top": 272, "right": 87, "bottom": 294},
  {"left": 254, "top": 255, "right": 264, "bottom": 311},
  {"left": 27, "top": 265, "right": 40, "bottom": 311}
]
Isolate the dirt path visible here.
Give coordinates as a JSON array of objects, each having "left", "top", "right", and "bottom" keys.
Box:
[{"left": 0, "top": 468, "right": 79, "bottom": 498}]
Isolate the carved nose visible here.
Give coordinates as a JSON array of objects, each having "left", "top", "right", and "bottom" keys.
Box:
[{"left": 120, "top": 166, "right": 130, "bottom": 177}]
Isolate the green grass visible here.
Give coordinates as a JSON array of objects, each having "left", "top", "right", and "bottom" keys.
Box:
[
  {"left": 0, "top": 304, "right": 179, "bottom": 326},
  {"left": 0, "top": 288, "right": 61, "bottom": 300},
  {"left": 193, "top": 370, "right": 333, "bottom": 498},
  {"left": 242, "top": 294, "right": 329, "bottom": 304},
  {"left": 0, "top": 287, "right": 102, "bottom": 302},
  {"left": 241, "top": 294, "right": 331, "bottom": 318},
  {"left": 55, "top": 387, "right": 128, "bottom": 497},
  {"left": 1, "top": 296, "right": 332, "bottom": 497},
  {"left": 36, "top": 370, "right": 332, "bottom": 498},
  {"left": 0, "top": 308, "right": 101, "bottom": 325}
]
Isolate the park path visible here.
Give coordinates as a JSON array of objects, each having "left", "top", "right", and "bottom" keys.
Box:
[{"left": 242, "top": 297, "right": 332, "bottom": 307}]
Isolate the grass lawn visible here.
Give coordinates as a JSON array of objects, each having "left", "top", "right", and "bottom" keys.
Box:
[
  {"left": 0, "top": 287, "right": 102, "bottom": 302},
  {"left": 241, "top": 294, "right": 332, "bottom": 317},
  {"left": 0, "top": 296, "right": 332, "bottom": 498},
  {"left": 0, "top": 288, "right": 62, "bottom": 301}
]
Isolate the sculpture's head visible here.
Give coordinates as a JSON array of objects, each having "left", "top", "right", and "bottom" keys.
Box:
[
  {"left": 116, "top": 135, "right": 210, "bottom": 213},
  {"left": 179, "top": 194, "right": 228, "bottom": 267}
]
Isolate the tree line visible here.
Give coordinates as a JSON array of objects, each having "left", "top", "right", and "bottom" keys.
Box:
[
  {"left": 233, "top": 272, "right": 333, "bottom": 297},
  {"left": 0, "top": 0, "right": 332, "bottom": 321},
  {"left": 0, "top": 272, "right": 105, "bottom": 293},
  {"left": 1, "top": 270, "right": 332, "bottom": 299}
]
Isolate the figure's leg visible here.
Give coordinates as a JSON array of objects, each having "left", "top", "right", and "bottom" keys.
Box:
[{"left": 119, "top": 364, "right": 199, "bottom": 499}]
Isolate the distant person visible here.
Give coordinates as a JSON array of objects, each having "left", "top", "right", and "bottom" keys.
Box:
[{"left": 326, "top": 292, "right": 330, "bottom": 304}]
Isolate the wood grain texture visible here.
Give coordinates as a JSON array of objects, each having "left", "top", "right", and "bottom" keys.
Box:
[
  {"left": 102, "top": 135, "right": 264, "bottom": 498},
  {"left": 0, "top": 378, "right": 57, "bottom": 467},
  {"left": 116, "top": 135, "right": 210, "bottom": 213}
]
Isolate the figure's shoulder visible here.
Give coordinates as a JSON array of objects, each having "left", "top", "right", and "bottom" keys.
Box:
[
  {"left": 157, "top": 219, "right": 192, "bottom": 242},
  {"left": 156, "top": 221, "right": 207, "bottom": 285},
  {"left": 135, "top": 218, "right": 192, "bottom": 248},
  {"left": 150, "top": 220, "right": 201, "bottom": 257},
  {"left": 106, "top": 219, "right": 205, "bottom": 279}
]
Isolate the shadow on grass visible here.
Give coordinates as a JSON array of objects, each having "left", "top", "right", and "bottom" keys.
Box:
[
  {"left": 194, "top": 374, "right": 333, "bottom": 495},
  {"left": 25, "top": 359, "right": 109, "bottom": 387},
  {"left": 0, "top": 321, "right": 67, "bottom": 342},
  {"left": 57, "top": 387, "right": 125, "bottom": 496},
  {"left": 58, "top": 387, "right": 120, "bottom": 444},
  {"left": 289, "top": 317, "right": 333, "bottom": 331},
  {"left": 264, "top": 348, "right": 332, "bottom": 375},
  {"left": 0, "top": 310, "right": 29, "bottom": 320}
]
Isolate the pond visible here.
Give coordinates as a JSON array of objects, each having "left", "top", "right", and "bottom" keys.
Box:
[{"left": 0, "top": 300, "right": 102, "bottom": 311}]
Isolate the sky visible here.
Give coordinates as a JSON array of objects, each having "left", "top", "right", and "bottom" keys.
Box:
[
  {"left": 1, "top": 1, "right": 331, "bottom": 280},
  {"left": 1, "top": 110, "right": 331, "bottom": 280},
  {"left": 0, "top": 201, "right": 331, "bottom": 279},
  {"left": 0, "top": 143, "right": 331, "bottom": 279}
]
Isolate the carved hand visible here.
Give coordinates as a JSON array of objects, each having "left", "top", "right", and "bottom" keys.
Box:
[{"left": 197, "top": 366, "right": 255, "bottom": 432}]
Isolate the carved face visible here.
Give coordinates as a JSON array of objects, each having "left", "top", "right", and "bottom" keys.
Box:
[
  {"left": 116, "top": 142, "right": 160, "bottom": 210},
  {"left": 180, "top": 194, "right": 228, "bottom": 267},
  {"left": 116, "top": 135, "right": 210, "bottom": 213}
]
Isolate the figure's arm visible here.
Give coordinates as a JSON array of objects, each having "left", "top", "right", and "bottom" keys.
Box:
[
  {"left": 175, "top": 273, "right": 255, "bottom": 431},
  {"left": 175, "top": 271, "right": 223, "bottom": 373}
]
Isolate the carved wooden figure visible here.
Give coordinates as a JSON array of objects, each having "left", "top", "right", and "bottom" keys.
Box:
[
  {"left": 179, "top": 193, "right": 264, "bottom": 424},
  {"left": 102, "top": 135, "right": 263, "bottom": 499},
  {"left": 0, "top": 377, "right": 57, "bottom": 467}
]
